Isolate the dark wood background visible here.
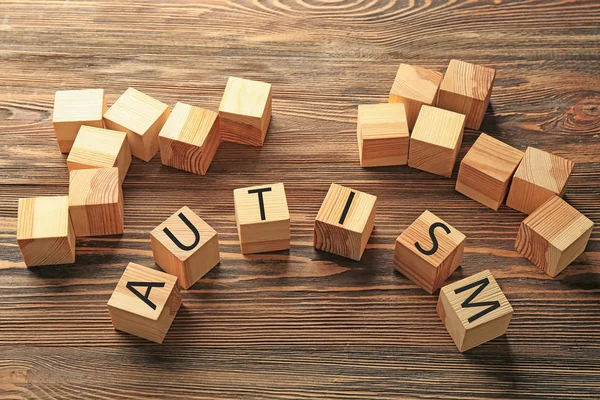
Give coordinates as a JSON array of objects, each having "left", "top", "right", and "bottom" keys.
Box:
[{"left": 1, "top": 1, "right": 599, "bottom": 399}]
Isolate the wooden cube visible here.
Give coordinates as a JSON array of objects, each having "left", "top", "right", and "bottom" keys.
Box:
[
  {"left": 234, "top": 183, "right": 290, "bottom": 254},
  {"left": 218, "top": 77, "right": 272, "bottom": 146},
  {"left": 357, "top": 103, "right": 409, "bottom": 167},
  {"left": 68, "top": 167, "right": 124, "bottom": 237},
  {"left": 17, "top": 196, "right": 76, "bottom": 267},
  {"left": 506, "top": 147, "right": 574, "bottom": 215},
  {"left": 456, "top": 133, "right": 524, "bottom": 210},
  {"left": 107, "top": 262, "right": 182, "bottom": 344},
  {"left": 408, "top": 106, "right": 466, "bottom": 177},
  {"left": 515, "top": 196, "right": 593, "bottom": 277},
  {"left": 389, "top": 64, "right": 443, "bottom": 130},
  {"left": 394, "top": 210, "right": 466, "bottom": 294},
  {"left": 437, "top": 269, "right": 513, "bottom": 352},
  {"left": 436, "top": 59, "right": 496, "bottom": 130},
  {"left": 103, "top": 88, "right": 171, "bottom": 162},
  {"left": 151, "top": 206, "right": 220, "bottom": 289},
  {"left": 314, "top": 183, "right": 377, "bottom": 261},
  {"left": 66, "top": 126, "right": 131, "bottom": 184},
  {"left": 158, "top": 102, "right": 221, "bottom": 175},
  {"left": 52, "top": 89, "right": 106, "bottom": 153}
]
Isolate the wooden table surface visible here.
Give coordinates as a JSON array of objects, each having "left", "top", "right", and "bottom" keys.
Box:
[{"left": 1, "top": 1, "right": 599, "bottom": 399}]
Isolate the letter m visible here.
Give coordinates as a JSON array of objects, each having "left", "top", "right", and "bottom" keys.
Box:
[{"left": 454, "top": 277, "right": 501, "bottom": 323}]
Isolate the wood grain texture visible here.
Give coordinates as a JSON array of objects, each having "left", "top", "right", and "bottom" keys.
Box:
[{"left": 0, "top": 0, "right": 599, "bottom": 399}]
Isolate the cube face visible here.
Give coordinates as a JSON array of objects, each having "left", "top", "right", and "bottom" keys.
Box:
[
  {"left": 437, "top": 60, "right": 496, "bottom": 130},
  {"left": 394, "top": 210, "right": 465, "bottom": 294},
  {"left": 516, "top": 196, "right": 593, "bottom": 277},
  {"left": 67, "top": 126, "right": 132, "bottom": 184},
  {"left": 389, "top": 64, "right": 443, "bottom": 130},
  {"left": 506, "top": 147, "right": 574, "bottom": 214},
  {"left": 103, "top": 88, "right": 171, "bottom": 162},
  {"left": 234, "top": 183, "right": 290, "bottom": 254},
  {"left": 52, "top": 89, "right": 106, "bottom": 153},
  {"left": 17, "top": 196, "right": 76, "bottom": 267},
  {"left": 158, "top": 102, "right": 221, "bottom": 175},
  {"left": 456, "top": 133, "right": 524, "bottom": 210},
  {"left": 68, "top": 167, "right": 124, "bottom": 237},
  {"left": 107, "top": 262, "right": 181, "bottom": 343},
  {"left": 219, "top": 77, "right": 272, "bottom": 146},
  {"left": 437, "top": 270, "right": 513, "bottom": 352},
  {"left": 408, "top": 106, "right": 466, "bottom": 177},
  {"left": 151, "top": 206, "right": 220, "bottom": 289},
  {"left": 314, "top": 183, "right": 377, "bottom": 261},
  {"left": 357, "top": 103, "right": 409, "bottom": 167}
]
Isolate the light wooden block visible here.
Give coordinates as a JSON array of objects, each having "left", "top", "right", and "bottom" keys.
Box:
[
  {"left": 151, "top": 206, "right": 220, "bottom": 289},
  {"left": 314, "top": 183, "right": 377, "bottom": 261},
  {"left": 357, "top": 103, "right": 409, "bottom": 167},
  {"left": 515, "top": 196, "right": 593, "bottom": 277},
  {"left": 66, "top": 126, "right": 131, "bottom": 184},
  {"left": 436, "top": 59, "right": 496, "bottom": 130},
  {"left": 408, "top": 105, "right": 466, "bottom": 177},
  {"left": 158, "top": 102, "right": 221, "bottom": 175},
  {"left": 103, "top": 88, "right": 171, "bottom": 162},
  {"left": 456, "top": 133, "right": 524, "bottom": 210},
  {"left": 437, "top": 269, "right": 513, "bottom": 352},
  {"left": 17, "top": 196, "right": 76, "bottom": 267},
  {"left": 234, "top": 183, "right": 290, "bottom": 254},
  {"left": 506, "top": 147, "right": 574, "bottom": 215},
  {"left": 52, "top": 89, "right": 106, "bottom": 153},
  {"left": 389, "top": 64, "right": 443, "bottom": 130},
  {"left": 68, "top": 167, "right": 124, "bottom": 237},
  {"left": 394, "top": 210, "right": 466, "bottom": 294},
  {"left": 218, "top": 77, "right": 272, "bottom": 146},
  {"left": 107, "top": 262, "right": 181, "bottom": 344}
]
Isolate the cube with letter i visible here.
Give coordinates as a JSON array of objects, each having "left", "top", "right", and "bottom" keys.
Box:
[
  {"left": 151, "top": 206, "right": 220, "bottom": 289},
  {"left": 437, "top": 269, "right": 513, "bottom": 352},
  {"left": 107, "top": 262, "right": 182, "bottom": 344},
  {"left": 314, "top": 183, "right": 377, "bottom": 261},
  {"left": 234, "top": 183, "right": 290, "bottom": 254},
  {"left": 393, "top": 211, "right": 465, "bottom": 294}
]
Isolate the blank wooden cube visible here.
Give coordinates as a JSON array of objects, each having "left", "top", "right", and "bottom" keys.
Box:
[
  {"left": 516, "top": 196, "right": 593, "bottom": 277},
  {"left": 436, "top": 59, "right": 496, "bottom": 130},
  {"left": 68, "top": 167, "right": 124, "bottom": 237},
  {"left": 389, "top": 64, "right": 443, "bottom": 130},
  {"left": 506, "top": 147, "right": 574, "bottom": 215},
  {"left": 314, "top": 183, "right": 377, "bottom": 261},
  {"left": 66, "top": 126, "right": 131, "bottom": 184},
  {"left": 437, "top": 269, "right": 513, "bottom": 352},
  {"left": 52, "top": 89, "right": 106, "bottom": 153},
  {"left": 17, "top": 196, "right": 76, "bottom": 267},
  {"left": 219, "top": 77, "right": 272, "bottom": 146},
  {"left": 234, "top": 183, "right": 290, "bottom": 254},
  {"left": 107, "top": 262, "right": 182, "bottom": 344},
  {"left": 394, "top": 210, "right": 466, "bottom": 294},
  {"left": 104, "top": 88, "right": 171, "bottom": 162},
  {"left": 408, "top": 106, "right": 466, "bottom": 177},
  {"left": 456, "top": 133, "right": 524, "bottom": 210},
  {"left": 158, "top": 102, "right": 221, "bottom": 175},
  {"left": 151, "top": 206, "right": 220, "bottom": 289},
  {"left": 357, "top": 103, "right": 409, "bottom": 167}
]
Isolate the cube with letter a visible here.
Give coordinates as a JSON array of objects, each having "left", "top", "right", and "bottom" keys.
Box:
[
  {"left": 314, "top": 183, "right": 377, "bottom": 261},
  {"left": 52, "top": 89, "right": 106, "bottom": 153},
  {"left": 389, "top": 63, "right": 443, "bottom": 131},
  {"left": 234, "top": 183, "right": 290, "bottom": 254},
  {"left": 436, "top": 59, "right": 496, "bottom": 130},
  {"left": 393, "top": 211, "right": 465, "bottom": 294},
  {"left": 151, "top": 206, "right": 220, "bottom": 289},
  {"left": 103, "top": 87, "right": 171, "bottom": 162},
  {"left": 437, "top": 269, "right": 513, "bottom": 352},
  {"left": 219, "top": 77, "right": 272, "bottom": 146},
  {"left": 107, "top": 262, "right": 182, "bottom": 344}
]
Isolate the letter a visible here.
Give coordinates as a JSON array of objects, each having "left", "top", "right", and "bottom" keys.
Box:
[{"left": 126, "top": 281, "right": 166, "bottom": 310}]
